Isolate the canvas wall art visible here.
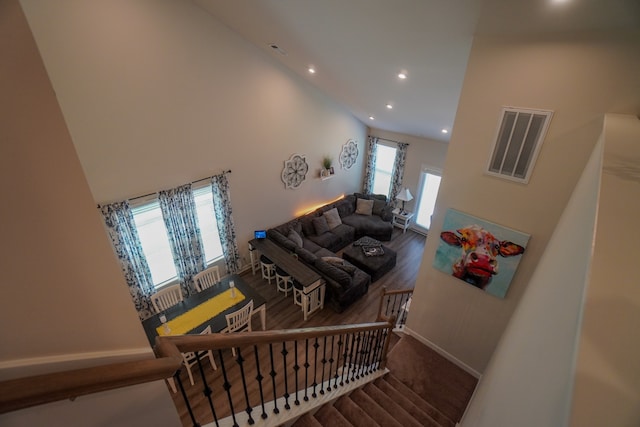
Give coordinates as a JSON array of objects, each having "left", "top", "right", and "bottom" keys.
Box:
[{"left": 433, "top": 209, "right": 530, "bottom": 298}]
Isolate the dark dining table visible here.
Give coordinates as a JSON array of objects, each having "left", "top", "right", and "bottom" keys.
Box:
[{"left": 142, "top": 274, "right": 266, "bottom": 346}]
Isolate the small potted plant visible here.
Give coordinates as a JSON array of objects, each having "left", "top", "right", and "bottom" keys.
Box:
[{"left": 322, "top": 156, "right": 333, "bottom": 176}]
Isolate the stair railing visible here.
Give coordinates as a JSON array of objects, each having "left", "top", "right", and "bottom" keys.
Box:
[
  {"left": 377, "top": 286, "right": 413, "bottom": 330},
  {"left": 0, "top": 321, "right": 395, "bottom": 427}
]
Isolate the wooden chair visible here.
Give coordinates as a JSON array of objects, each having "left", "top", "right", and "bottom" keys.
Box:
[
  {"left": 194, "top": 266, "right": 222, "bottom": 292},
  {"left": 182, "top": 325, "right": 217, "bottom": 386},
  {"left": 224, "top": 300, "right": 254, "bottom": 356},
  {"left": 151, "top": 284, "right": 183, "bottom": 313}
]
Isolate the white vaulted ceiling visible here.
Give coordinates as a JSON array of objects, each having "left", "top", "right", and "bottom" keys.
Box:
[{"left": 195, "top": 0, "right": 640, "bottom": 142}]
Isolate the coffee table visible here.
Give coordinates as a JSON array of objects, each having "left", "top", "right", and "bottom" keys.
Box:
[{"left": 342, "top": 238, "right": 397, "bottom": 282}]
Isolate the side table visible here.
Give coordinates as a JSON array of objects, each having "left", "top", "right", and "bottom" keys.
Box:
[{"left": 392, "top": 210, "right": 414, "bottom": 233}]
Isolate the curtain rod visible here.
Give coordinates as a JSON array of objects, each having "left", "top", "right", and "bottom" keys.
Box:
[
  {"left": 372, "top": 136, "right": 406, "bottom": 145},
  {"left": 97, "top": 169, "right": 231, "bottom": 207}
]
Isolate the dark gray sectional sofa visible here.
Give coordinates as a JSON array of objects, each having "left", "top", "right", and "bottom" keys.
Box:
[{"left": 267, "top": 193, "right": 394, "bottom": 312}]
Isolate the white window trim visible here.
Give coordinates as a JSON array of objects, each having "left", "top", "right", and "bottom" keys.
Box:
[{"left": 412, "top": 165, "right": 443, "bottom": 234}]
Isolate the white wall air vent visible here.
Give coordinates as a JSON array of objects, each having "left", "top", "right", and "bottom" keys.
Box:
[{"left": 486, "top": 107, "right": 553, "bottom": 184}]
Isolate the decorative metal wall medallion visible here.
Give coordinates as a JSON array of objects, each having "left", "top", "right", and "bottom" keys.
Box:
[
  {"left": 339, "top": 139, "right": 358, "bottom": 170},
  {"left": 281, "top": 154, "right": 309, "bottom": 189}
]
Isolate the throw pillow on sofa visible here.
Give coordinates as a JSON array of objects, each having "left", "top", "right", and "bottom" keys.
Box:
[
  {"left": 321, "top": 256, "right": 344, "bottom": 265},
  {"left": 356, "top": 198, "right": 374, "bottom": 215},
  {"left": 313, "top": 216, "right": 330, "bottom": 235},
  {"left": 372, "top": 199, "right": 387, "bottom": 216},
  {"left": 323, "top": 208, "right": 342, "bottom": 230},
  {"left": 288, "top": 229, "right": 303, "bottom": 248}
]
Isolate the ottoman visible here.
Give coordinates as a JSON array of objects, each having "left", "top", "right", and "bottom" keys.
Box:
[{"left": 342, "top": 238, "right": 397, "bottom": 282}]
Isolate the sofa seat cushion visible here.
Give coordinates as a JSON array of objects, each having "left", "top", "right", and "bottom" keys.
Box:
[
  {"left": 294, "top": 246, "right": 318, "bottom": 264},
  {"left": 330, "top": 223, "right": 355, "bottom": 247},
  {"left": 314, "top": 258, "right": 352, "bottom": 288},
  {"left": 327, "top": 268, "right": 371, "bottom": 313},
  {"left": 308, "top": 232, "right": 341, "bottom": 251},
  {"left": 341, "top": 214, "right": 393, "bottom": 241},
  {"left": 302, "top": 238, "right": 322, "bottom": 253}
]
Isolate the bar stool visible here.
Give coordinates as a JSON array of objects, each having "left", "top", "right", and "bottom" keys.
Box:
[
  {"left": 293, "top": 281, "right": 304, "bottom": 307},
  {"left": 275, "top": 267, "right": 293, "bottom": 297},
  {"left": 260, "top": 255, "right": 276, "bottom": 284}
]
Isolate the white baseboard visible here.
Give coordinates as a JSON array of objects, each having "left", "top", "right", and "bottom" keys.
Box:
[
  {"left": 402, "top": 327, "right": 482, "bottom": 379},
  {"left": 0, "top": 347, "right": 154, "bottom": 380}
]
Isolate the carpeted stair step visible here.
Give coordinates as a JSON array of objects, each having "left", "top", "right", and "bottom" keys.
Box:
[
  {"left": 362, "top": 381, "right": 435, "bottom": 427},
  {"left": 292, "top": 412, "right": 323, "bottom": 427},
  {"left": 380, "top": 373, "right": 456, "bottom": 427},
  {"left": 348, "top": 388, "right": 404, "bottom": 427},
  {"left": 333, "top": 394, "right": 380, "bottom": 427},
  {"left": 313, "top": 403, "right": 353, "bottom": 427}
]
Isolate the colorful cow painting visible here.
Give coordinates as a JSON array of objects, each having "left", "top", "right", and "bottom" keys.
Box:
[{"left": 433, "top": 209, "right": 530, "bottom": 298}]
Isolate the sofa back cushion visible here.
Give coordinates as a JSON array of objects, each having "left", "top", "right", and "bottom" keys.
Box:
[
  {"left": 267, "top": 229, "right": 297, "bottom": 252},
  {"left": 300, "top": 214, "right": 316, "bottom": 237}
]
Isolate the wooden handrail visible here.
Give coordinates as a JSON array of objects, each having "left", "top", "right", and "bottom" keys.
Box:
[
  {"left": 380, "top": 288, "right": 414, "bottom": 296},
  {"left": 0, "top": 321, "right": 392, "bottom": 415},
  {"left": 376, "top": 286, "right": 414, "bottom": 323},
  {"left": 157, "top": 322, "right": 390, "bottom": 354}
]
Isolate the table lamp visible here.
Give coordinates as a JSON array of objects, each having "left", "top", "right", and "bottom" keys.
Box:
[{"left": 396, "top": 188, "right": 413, "bottom": 214}]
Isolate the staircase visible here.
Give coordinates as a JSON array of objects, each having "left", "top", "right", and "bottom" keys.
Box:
[
  {"left": 291, "top": 334, "right": 476, "bottom": 427},
  {"left": 292, "top": 372, "right": 456, "bottom": 427}
]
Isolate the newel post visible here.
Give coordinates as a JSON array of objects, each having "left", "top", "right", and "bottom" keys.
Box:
[{"left": 379, "top": 316, "right": 396, "bottom": 370}]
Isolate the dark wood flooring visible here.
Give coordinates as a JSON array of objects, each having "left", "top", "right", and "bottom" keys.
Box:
[{"left": 171, "top": 229, "right": 427, "bottom": 425}]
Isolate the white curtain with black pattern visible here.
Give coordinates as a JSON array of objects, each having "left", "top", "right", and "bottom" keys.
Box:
[
  {"left": 389, "top": 142, "right": 409, "bottom": 202},
  {"left": 211, "top": 173, "right": 241, "bottom": 273},
  {"left": 100, "top": 201, "right": 155, "bottom": 320},
  {"left": 159, "top": 183, "right": 206, "bottom": 295},
  {"left": 362, "top": 136, "right": 378, "bottom": 194}
]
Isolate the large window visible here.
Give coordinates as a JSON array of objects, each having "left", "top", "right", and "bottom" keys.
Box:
[
  {"left": 414, "top": 169, "right": 442, "bottom": 231},
  {"left": 132, "top": 201, "right": 177, "bottom": 286},
  {"left": 372, "top": 144, "right": 397, "bottom": 197},
  {"left": 131, "top": 186, "right": 223, "bottom": 288},
  {"left": 193, "top": 186, "right": 223, "bottom": 263}
]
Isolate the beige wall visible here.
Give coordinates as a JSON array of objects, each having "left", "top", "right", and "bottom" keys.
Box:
[
  {"left": 407, "top": 31, "right": 640, "bottom": 373},
  {"left": 0, "top": 0, "right": 179, "bottom": 425},
  {"left": 461, "top": 127, "right": 602, "bottom": 427},
  {"left": 20, "top": 0, "right": 367, "bottom": 267},
  {"left": 570, "top": 114, "right": 640, "bottom": 427}
]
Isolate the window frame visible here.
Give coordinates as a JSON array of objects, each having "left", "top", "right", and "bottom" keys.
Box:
[
  {"left": 372, "top": 142, "right": 397, "bottom": 197},
  {"left": 413, "top": 165, "right": 442, "bottom": 234}
]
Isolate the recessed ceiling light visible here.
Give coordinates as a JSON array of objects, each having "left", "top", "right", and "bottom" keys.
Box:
[
  {"left": 386, "top": 104, "right": 393, "bottom": 109},
  {"left": 308, "top": 66, "right": 316, "bottom": 74},
  {"left": 398, "top": 72, "right": 407, "bottom": 80},
  {"left": 369, "top": 116, "right": 375, "bottom": 120},
  {"left": 441, "top": 129, "right": 449, "bottom": 134}
]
